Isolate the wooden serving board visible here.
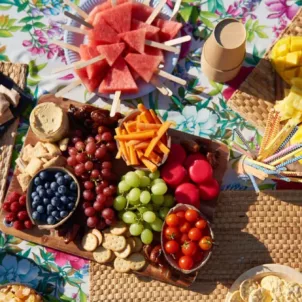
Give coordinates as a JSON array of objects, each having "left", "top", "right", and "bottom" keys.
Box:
[{"left": 0, "top": 94, "right": 229, "bottom": 287}]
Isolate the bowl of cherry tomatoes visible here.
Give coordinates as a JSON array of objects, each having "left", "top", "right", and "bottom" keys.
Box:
[{"left": 161, "top": 203, "right": 214, "bottom": 274}]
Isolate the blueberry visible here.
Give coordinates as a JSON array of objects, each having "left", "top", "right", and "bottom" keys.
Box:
[
  {"left": 37, "top": 205, "right": 45, "bottom": 213},
  {"left": 58, "top": 185, "right": 67, "bottom": 194},
  {"left": 60, "top": 196, "right": 69, "bottom": 204},
  {"left": 57, "top": 204, "right": 66, "bottom": 211},
  {"left": 64, "top": 174, "right": 72, "bottom": 182},
  {"left": 34, "top": 177, "right": 41, "bottom": 186},
  {"left": 47, "top": 204, "right": 55, "bottom": 213},
  {"left": 55, "top": 172, "right": 63, "bottom": 178},
  {"left": 68, "top": 195, "right": 76, "bottom": 202},
  {"left": 67, "top": 202, "right": 75, "bottom": 210},
  {"left": 47, "top": 216, "right": 56, "bottom": 225},
  {"left": 36, "top": 185, "right": 43, "bottom": 191},
  {"left": 43, "top": 198, "right": 50, "bottom": 205},
  {"left": 32, "top": 201, "right": 39, "bottom": 209},
  {"left": 51, "top": 197, "right": 60, "bottom": 207},
  {"left": 33, "top": 196, "right": 41, "bottom": 203},
  {"left": 31, "top": 192, "right": 38, "bottom": 199},
  {"left": 44, "top": 182, "right": 50, "bottom": 189},
  {"left": 60, "top": 211, "right": 68, "bottom": 218},
  {"left": 32, "top": 211, "right": 40, "bottom": 220},
  {"left": 57, "top": 176, "right": 65, "bottom": 185},
  {"left": 51, "top": 210, "right": 59, "bottom": 218},
  {"left": 46, "top": 189, "right": 53, "bottom": 197},
  {"left": 50, "top": 182, "right": 58, "bottom": 191},
  {"left": 39, "top": 171, "right": 49, "bottom": 180},
  {"left": 39, "top": 189, "right": 46, "bottom": 198},
  {"left": 70, "top": 181, "right": 77, "bottom": 191}
]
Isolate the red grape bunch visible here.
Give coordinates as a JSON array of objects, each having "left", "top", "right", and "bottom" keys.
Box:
[{"left": 67, "top": 126, "right": 118, "bottom": 229}]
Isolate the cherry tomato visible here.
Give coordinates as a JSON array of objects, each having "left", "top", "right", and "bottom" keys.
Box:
[
  {"left": 193, "top": 251, "right": 204, "bottom": 263},
  {"left": 175, "top": 211, "right": 186, "bottom": 224},
  {"left": 181, "top": 241, "right": 197, "bottom": 256},
  {"left": 185, "top": 209, "right": 199, "bottom": 222},
  {"left": 199, "top": 236, "right": 213, "bottom": 251},
  {"left": 179, "top": 221, "right": 191, "bottom": 233},
  {"left": 180, "top": 233, "right": 190, "bottom": 244},
  {"left": 164, "top": 240, "right": 179, "bottom": 254},
  {"left": 164, "top": 227, "right": 181, "bottom": 240},
  {"left": 188, "top": 227, "right": 202, "bottom": 241},
  {"left": 178, "top": 256, "right": 193, "bottom": 270},
  {"left": 165, "top": 214, "right": 180, "bottom": 227},
  {"left": 195, "top": 219, "right": 207, "bottom": 230}
]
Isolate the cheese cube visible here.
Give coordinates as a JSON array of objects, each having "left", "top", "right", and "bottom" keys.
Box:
[
  {"left": 290, "top": 37, "right": 302, "bottom": 52},
  {"left": 273, "top": 56, "right": 286, "bottom": 71},
  {"left": 284, "top": 68, "right": 298, "bottom": 80},
  {"left": 285, "top": 51, "right": 301, "bottom": 67},
  {"left": 277, "top": 43, "right": 289, "bottom": 56}
]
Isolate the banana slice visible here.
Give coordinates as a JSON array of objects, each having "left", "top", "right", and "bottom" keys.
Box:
[
  {"left": 248, "top": 288, "right": 272, "bottom": 302},
  {"left": 260, "top": 276, "right": 285, "bottom": 301}
]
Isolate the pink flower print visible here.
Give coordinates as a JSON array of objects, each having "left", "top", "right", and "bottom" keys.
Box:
[
  {"left": 47, "top": 29, "right": 56, "bottom": 39},
  {"left": 38, "top": 37, "right": 47, "bottom": 45},
  {"left": 45, "top": 248, "right": 88, "bottom": 270},
  {"left": 226, "top": 2, "right": 241, "bottom": 17},
  {"left": 47, "top": 50, "right": 55, "bottom": 59},
  {"left": 265, "top": 0, "right": 299, "bottom": 20},
  {"left": 29, "top": 47, "right": 39, "bottom": 55},
  {"left": 22, "top": 40, "right": 32, "bottom": 47},
  {"left": 34, "top": 29, "right": 43, "bottom": 37},
  {"left": 37, "top": 48, "right": 46, "bottom": 55}
]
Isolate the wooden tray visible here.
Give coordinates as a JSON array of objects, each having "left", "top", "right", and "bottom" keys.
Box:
[{"left": 0, "top": 95, "right": 229, "bottom": 287}]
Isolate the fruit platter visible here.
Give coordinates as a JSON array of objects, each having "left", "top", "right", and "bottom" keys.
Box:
[{"left": 0, "top": 94, "right": 229, "bottom": 287}]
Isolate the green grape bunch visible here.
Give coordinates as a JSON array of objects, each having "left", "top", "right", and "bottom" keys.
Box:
[{"left": 113, "top": 170, "right": 175, "bottom": 244}]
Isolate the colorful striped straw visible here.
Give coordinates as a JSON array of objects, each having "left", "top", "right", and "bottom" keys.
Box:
[
  {"left": 230, "top": 142, "right": 254, "bottom": 158},
  {"left": 269, "top": 148, "right": 302, "bottom": 166},
  {"left": 233, "top": 128, "right": 257, "bottom": 159},
  {"left": 275, "top": 126, "right": 298, "bottom": 153},
  {"left": 247, "top": 173, "right": 260, "bottom": 193},
  {"left": 263, "top": 144, "right": 302, "bottom": 163},
  {"left": 275, "top": 154, "right": 302, "bottom": 169}
]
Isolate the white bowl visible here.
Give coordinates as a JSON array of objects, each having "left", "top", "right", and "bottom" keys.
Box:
[{"left": 64, "top": 0, "right": 180, "bottom": 100}]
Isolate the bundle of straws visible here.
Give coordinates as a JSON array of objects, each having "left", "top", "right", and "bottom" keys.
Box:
[{"left": 233, "top": 110, "right": 302, "bottom": 193}]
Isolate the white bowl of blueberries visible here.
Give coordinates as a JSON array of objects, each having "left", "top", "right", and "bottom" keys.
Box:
[{"left": 26, "top": 167, "right": 80, "bottom": 229}]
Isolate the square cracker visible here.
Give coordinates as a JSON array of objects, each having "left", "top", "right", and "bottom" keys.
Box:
[
  {"left": 17, "top": 173, "right": 32, "bottom": 192},
  {"left": 21, "top": 144, "right": 34, "bottom": 162},
  {"left": 25, "top": 157, "right": 43, "bottom": 177}
]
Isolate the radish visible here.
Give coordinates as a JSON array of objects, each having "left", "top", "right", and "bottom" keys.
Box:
[
  {"left": 166, "top": 144, "right": 187, "bottom": 165},
  {"left": 188, "top": 159, "right": 213, "bottom": 184},
  {"left": 175, "top": 183, "right": 200, "bottom": 208},
  {"left": 184, "top": 153, "right": 206, "bottom": 169},
  {"left": 161, "top": 162, "right": 187, "bottom": 188},
  {"left": 198, "top": 178, "right": 220, "bottom": 201}
]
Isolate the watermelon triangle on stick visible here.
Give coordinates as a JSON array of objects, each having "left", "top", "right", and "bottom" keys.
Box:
[
  {"left": 119, "top": 28, "right": 146, "bottom": 54},
  {"left": 97, "top": 43, "right": 125, "bottom": 66},
  {"left": 125, "top": 53, "right": 161, "bottom": 83},
  {"left": 100, "top": 2, "right": 132, "bottom": 33},
  {"left": 131, "top": 2, "right": 154, "bottom": 22},
  {"left": 99, "top": 58, "right": 138, "bottom": 94},
  {"left": 75, "top": 68, "right": 101, "bottom": 93},
  {"left": 154, "top": 19, "right": 182, "bottom": 41},
  {"left": 131, "top": 19, "right": 159, "bottom": 39}
]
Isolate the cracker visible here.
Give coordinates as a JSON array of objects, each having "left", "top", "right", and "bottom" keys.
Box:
[
  {"left": 82, "top": 233, "right": 98, "bottom": 252},
  {"left": 43, "top": 143, "right": 61, "bottom": 156},
  {"left": 21, "top": 144, "right": 34, "bottom": 162},
  {"left": 43, "top": 155, "right": 66, "bottom": 169},
  {"left": 25, "top": 157, "right": 43, "bottom": 177},
  {"left": 32, "top": 142, "right": 49, "bottom": 158},
  {"left": 114, "top": 257, "right": 131, "bottom": 273},
  {"left": 240, "top": 279, "right": 259, "bottom": 301},
  {"left": 110, "top": 221, "right": 128, "bottom": 235},
  {"left": 128, "top": 253, "right": 146, "bottom": 271},
  {"left": 132, "top": 237, "right": 143, "bottom": 252},
  {"left": 107, "top": 252, "right": 116, "bottom": 263},
  {"left": 229, "top": 291, "right": 244, "bottom": 302},
  {"left": 260, "top": 276, "right": 285, "bottom": 300},
  {"left": 114, "top": 244, "right": 132, "bottom": 259},
  {"left": 17, "top": 173, "right": 32, "bottom": 192},
  {"left": 93, "top": 246, "right": 112, "bottom": 263},
  {"left": 59, "top": 137, "right": 69, "bottom": 151},
  {"left": 102, "top": 233, "right": 126, "bottom": 252},
  {"left": 248, "top": 288, "right": 272, "bottom": 302},
  {"left": 92, "top": 229, "right": 103, "bottom": 246}
]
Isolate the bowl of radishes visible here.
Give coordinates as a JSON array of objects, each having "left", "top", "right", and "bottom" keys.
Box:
[
  {"left": 161, "top": 144, "right": 220, "bottom": 209},
  {"left": 161, "top": 203, "right": 214, "bottom": 274}
]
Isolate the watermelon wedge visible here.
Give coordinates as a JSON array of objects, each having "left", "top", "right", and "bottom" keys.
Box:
[
  {"left": 89, "top": 16, "right": 120, "bottom": 44},
  {"left": 131, "top": 2, "right": 153, "bottom": 22},
  {"left": 131, "top": 19, "right": 159, "bottom": 39},
  {"left": 154, "top": 19, "right": 182, "bottom": 41},
  {"left": 144, "top": 34, "right": 164, "bottom": 62},
  {"left": 97, "top": 42, "right": 125, "bottom": 66},
  {"left": 125, "top": 53, "right": 161, "bottom": 83},
  {"left": 119, "top": 28, "right": 146, "bottom": 54},
  {"left": 79, "top": 44, "right": 109, "bottom": 80},
  {"left": 99, "top": 57, "right": 138, "bottom": 94},
  {"left": 100, "top": 2, "right": 132, "bottom": 33},
  {"left": 75, "top": 68, "right": 101, "bottom": 93}
]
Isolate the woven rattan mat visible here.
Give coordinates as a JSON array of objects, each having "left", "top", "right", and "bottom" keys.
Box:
[
  {"left": 228, "top": 9, "right": 302, "bottom": 131},
  {"left": 0, "top": 62, "right": 27, "bottom": 203},
  {"left": 90, "top": 191, "right": 302, "bottom": 301}
]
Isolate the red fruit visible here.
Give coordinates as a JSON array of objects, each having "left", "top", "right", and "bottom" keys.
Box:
[
  {"left": 178, "top": 255, "right": 193, "bottom": 270},
  {"left": 188, "top": 227, "right": 202, "bottom": 241},
  {"left": 5, "top": 212, "right": 17, "bottom": 222},
  {"left": 181, "top": 241, "right": 197, "bottom": 256},
  {"left": 180, "top": 233, "right": 190, "bottom": 244},
  {"left": 87, "top": 216, "right": 99, "bottom": 228},
  {"left": 105, "top": 196, "right": 114, "bottom": 207},
  {"left": 24, "top": 220, "right": 33, "bottom": 229},
  {"left": 175, "top": 210, "right": 186, "bottom": 223},
  {"left": 185, "top": 209, "right": 199, "bottom": 222},
  {"left": 17, "top": 211, "right": 29, "bottom": 221},
  {"left": 97, "top": 219, "right": 107, "bottom": 230},
  {"left": 179, "top": 221, "right": 191, "bottom": 233},
  {"left": 82, "top": 202, "right": 92, "bottom": 209},
  {"left": 164, "top": 226, "right": 180, "bottom": 240},
  {"left": 166, "top": 144, "right": 186, "bottom": 165},
  {"left": 13, "top": 221, "right": 24, "bottom": 230},
  {"left": 7, "top": 192, "right": 21, "bottom": 204},
  {"left": 2, "top": 202, "right": 11, "bottom": 212},
  {"left": 19, "top": 195, "right": 26, "bottom": 207},
  {"left": 161, "top": 162, "right": 187, "bottom": 188},
  {"left": 188, "top": 159, "right": 213, "bottom": 184},
  {"left": 164, "top": 240, "right": 179, "bottom": 254},
  {"left": 93, "top": 201, "right": 105, "bottom": 212},
  {"left": 85, "top": 207, "right": 96, "bottom": 217},
  {"left": 10, "top": 201, "right": 21, "bottom": 213},
  {"left": 165, "top": 214, "right": 179, "bottom": 227},
  {"left": 198, "top": 178, "right": 220, "bottom": 201},
  {"left": 184, "top": 153, "right": 206, "bottom": 169},
  {"left": 175, "top": 183, "right": 200, "bottom": 208}
]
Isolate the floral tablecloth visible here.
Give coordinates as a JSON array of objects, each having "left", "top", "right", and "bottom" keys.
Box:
[{"left": 0, "top": 0, "right": 299, "bottom": 300}]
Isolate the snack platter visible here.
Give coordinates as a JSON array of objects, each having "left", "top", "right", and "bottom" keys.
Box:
[{"left": 0, "top": 94, "right": 229, "bottom": 287}]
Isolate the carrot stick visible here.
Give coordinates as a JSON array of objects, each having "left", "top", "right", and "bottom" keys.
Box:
[
  {"left": 115, "top": 130, "right": 155, "bottom": 141},
  {"left": 140, "top": 112, "right": 149, "bottom": 123},
  {"left": 149, "top": 151, "right": 161, "bottom": 164},
  {"left": 145, "top": 122, "right": 171, "bottom": 157},
  {"left": 134, "top": 141, "right": 149, "bottom": 150},
  {"left": 129, "top": 145, "right": 139, "bottom": 165},
  {"left": 137, "top": 123, "right": 161, "bottom": 131},
  {"left": 149, "top": 109, "right": 161, "bottom": 124},
  {"left": 126, "top": 139, "right": 144, "bottom": 146},
  {"left": 136, "top": 150, "right": 157, "bottom": 171},
  {"left": 115, "top": 128, "right": 129, "bottom": 163},
  {"left": 121, "top": 129, "right": 131, "bottom": 165},
  {"left": 157, "top": 140, "right": 170, "bottom": 155},
  {"left": 138, "top": 104, "right": 153, "bottom": 123},
  {"left": 116, "top": 149, "right": 122, "bottom": 159},
  {"left": 136, "top": 149, "right": 144, "bottom": 159},
  {"left": 124, "top": 121, "right": 136, "bottom": 133}
]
